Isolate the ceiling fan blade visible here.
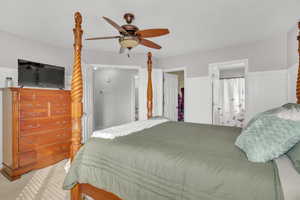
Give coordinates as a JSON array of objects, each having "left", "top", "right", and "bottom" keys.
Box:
[
  {"left": 86, "top": 36, "right": 120, "bottom": 40},
  {"left": 136, "top": 29, "right": 169, "bottom": 38},
  {"left": 103, "top": 16, "right": 128, "bottom": 35},
  {"left": 119, "top": 47, "right": 125, "bottom": 54},
  {"left": 139, "top": 38, "right": 162, "bottom": 49}
]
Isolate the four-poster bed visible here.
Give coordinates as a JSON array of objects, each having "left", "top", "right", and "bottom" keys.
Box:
[{"left": 67, "top": 12, "right": 300, "bottom": 200}]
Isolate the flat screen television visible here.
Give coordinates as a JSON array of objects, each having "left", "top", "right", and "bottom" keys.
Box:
[{"left": 18, "top": 59, "right": 65, "bottom": 89}]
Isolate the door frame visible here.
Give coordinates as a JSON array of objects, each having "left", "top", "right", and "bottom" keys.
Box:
[
  {"left": 163, "top": 67, "right": 187, "bottom": 121},
  {"left": 83, "top": 64, "right": 141, "bottom": 138},
  {"left": 208, "top": 59, "right": 248, "bottom": 125}
]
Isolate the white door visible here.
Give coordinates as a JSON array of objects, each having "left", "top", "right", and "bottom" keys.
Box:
[
  {"left": 138, "top": 68, "right": 163, "bottom": 120},
  {"left": 164, "top": 73, "right": 178, "bottom": 121}
]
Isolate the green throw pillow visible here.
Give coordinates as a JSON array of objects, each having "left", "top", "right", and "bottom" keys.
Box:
[
  {"left": 243, "top": 106, "right": 284, "bottom": 130},
  {"left": 235, "top": 109, "right": 300, "bottom": 163}
]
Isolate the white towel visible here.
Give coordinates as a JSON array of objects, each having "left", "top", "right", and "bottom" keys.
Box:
[{"left": 91, "top": 118, "right": 169, "bottom": 139}]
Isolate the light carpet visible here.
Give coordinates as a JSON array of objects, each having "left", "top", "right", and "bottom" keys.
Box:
[{"left": 0, "top": 160, "right": 69, "bottom": 200}]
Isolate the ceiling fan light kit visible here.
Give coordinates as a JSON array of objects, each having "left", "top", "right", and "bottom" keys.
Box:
[
  {"left": 119, "top": 36, "right": 139, "bottom": 48},
  {"left": 86, "top": 13, "right": 170, "bottom": 54}
]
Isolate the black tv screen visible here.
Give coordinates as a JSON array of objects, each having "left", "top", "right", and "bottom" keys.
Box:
[{"left": 18, "top": 59, "right": 65, "bottom": 89}]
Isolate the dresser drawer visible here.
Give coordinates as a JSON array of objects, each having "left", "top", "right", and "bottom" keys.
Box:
[
  {"left": 38, "top": 92, "right": 70, "bottom": 103},
  {"left": 19, "top": 119, "right": 41, "bottom": 133},
  {"left": 51, "top": 106, "right": 70, "bottom": 117},
  {"left": 35, "top": 152, "right": 69, "bottom": 170},
  {"left": 20, "top": 91, "right": 37, "bottom": 101},
  {"left": 20, "top": 117, "right": 71, "bottom": 135},
  {"left": 20, "top": 101, "right": 49, "bottom": 120},
  {"left": 19, "top": 151, "right": 37, "bottom": 167},
  {"left": 36, "top": 142, "right": 70, "bottom": 160},
  {"left": 20, "top": 111, "right": 48, "bottom": 120},
  {"left": 19, "top": 128, "right": 71, "bottom": 152},
  {"left": 20, "top": 90, "right": 70, "bottom": 103},
  {"left": 20, "top": 101, "right": 48, "bottom": 109}
]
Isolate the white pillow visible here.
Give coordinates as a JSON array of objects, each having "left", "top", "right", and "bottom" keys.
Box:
[{"left": 277, "top": 108, "right": 300, "bottom": 121}]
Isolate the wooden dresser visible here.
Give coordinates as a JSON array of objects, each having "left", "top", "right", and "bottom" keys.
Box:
[{"left": 1, "top": 88, "right": 71, "bottom": 181}]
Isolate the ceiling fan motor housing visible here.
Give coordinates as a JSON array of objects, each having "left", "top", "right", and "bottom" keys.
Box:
[{"left": 121, "top": 24, "right": 139, "bottom": 35}]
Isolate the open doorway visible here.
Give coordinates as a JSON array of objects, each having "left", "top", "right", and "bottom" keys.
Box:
[
  {"left": 93, "top": 65, "right": 139, "bottom": 130},
  {"left": 163, "top": 69, "right": 185, "bottom": 121},
  {"left": 210, "top": 60, "right": 248, "bottom": 127}
]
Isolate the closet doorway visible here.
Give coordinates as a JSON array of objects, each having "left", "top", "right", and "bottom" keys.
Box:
[
  {"left": 93, "top": 65, "right": 139, "bottom": 130},
  {"left": 209, "top": 60, "right": 248, "bottom": 127},
  {"left": 163, "top": 68, "right": 186, "bottom": 121},
  {"left": 83, "top": 64, "right": 164, "bottom": 139}
]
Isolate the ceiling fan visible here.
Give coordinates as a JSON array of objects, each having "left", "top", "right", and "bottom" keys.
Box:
[{"left": 86, "top": 13, "right": 170, "bottom": 54}]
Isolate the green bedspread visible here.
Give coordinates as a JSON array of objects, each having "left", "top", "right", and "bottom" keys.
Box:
[{"left": 63, "top": 122, "right": 283, "bottom": 200}]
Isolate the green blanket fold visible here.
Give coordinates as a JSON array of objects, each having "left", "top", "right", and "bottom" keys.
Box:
[{"left": 63, "top": 122, "right": 283, "bottom": 200}]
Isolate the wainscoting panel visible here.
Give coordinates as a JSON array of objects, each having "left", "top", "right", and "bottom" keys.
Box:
[
  {"left": 246, "top": 70, "right": 288, "bottom": 122},
  {"left": 185, "top": 76, "right": 212, "bottom": 124}
]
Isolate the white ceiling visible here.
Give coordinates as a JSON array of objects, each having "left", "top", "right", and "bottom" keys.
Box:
[{"left": 0, "top": 0, "right": 299, "bottom": 57}]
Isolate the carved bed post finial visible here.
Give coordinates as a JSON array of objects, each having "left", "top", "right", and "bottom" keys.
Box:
[
  {"left": 147, "top": 52, "right": 153, "bottom": 119},
  {"left": 297, "top": 21, "right": 300, "bottom": 103}
]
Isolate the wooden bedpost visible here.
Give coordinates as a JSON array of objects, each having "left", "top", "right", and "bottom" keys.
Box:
[
  {"left": 70, "top": 11, "right": 83, "bottom": 160},
  {"left": 71, "top": 12, "right": 83, "bottom": 200},
  {"left": 297, "top": 21, "right": 300, "bottom": 103},
  {"left": 147, "top": 52, "right": 153, "bottom": 119}
]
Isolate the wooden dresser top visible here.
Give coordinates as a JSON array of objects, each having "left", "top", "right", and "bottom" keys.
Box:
[{"left": 1, "top": 87, "right": 70, "bottom": 92}]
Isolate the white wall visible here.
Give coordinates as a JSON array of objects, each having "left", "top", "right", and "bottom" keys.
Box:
[
  {"left": 161, "top": 33, "right": 287, "bottom": 77},
  {"left": 0, "top": 67, "right": 18, "bottom": 168},
  {"left": 246, "top": 70, "right": 288, "bottom": 121},
  {"left": 287, "top": 25, "right": 298, "bottom": 67},
  {"left": 0, "top": 31, "right": 73, "bottom": 74},
  {"left": 286, "top": 23, "right": 299, "bottom": 103},
  {"left": 287, "top": 63, "right": 299, "bottom": 103},
  {"left": 185, "top": 77, "right": 212, "bottom": 124},
  {"left": 0, "top": 30, "right": 162, "bottom": 75}
]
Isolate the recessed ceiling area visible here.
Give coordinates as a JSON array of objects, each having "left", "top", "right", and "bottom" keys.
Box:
[{"left": 0, "top": 0, "right": 299, "bottom": 57}]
